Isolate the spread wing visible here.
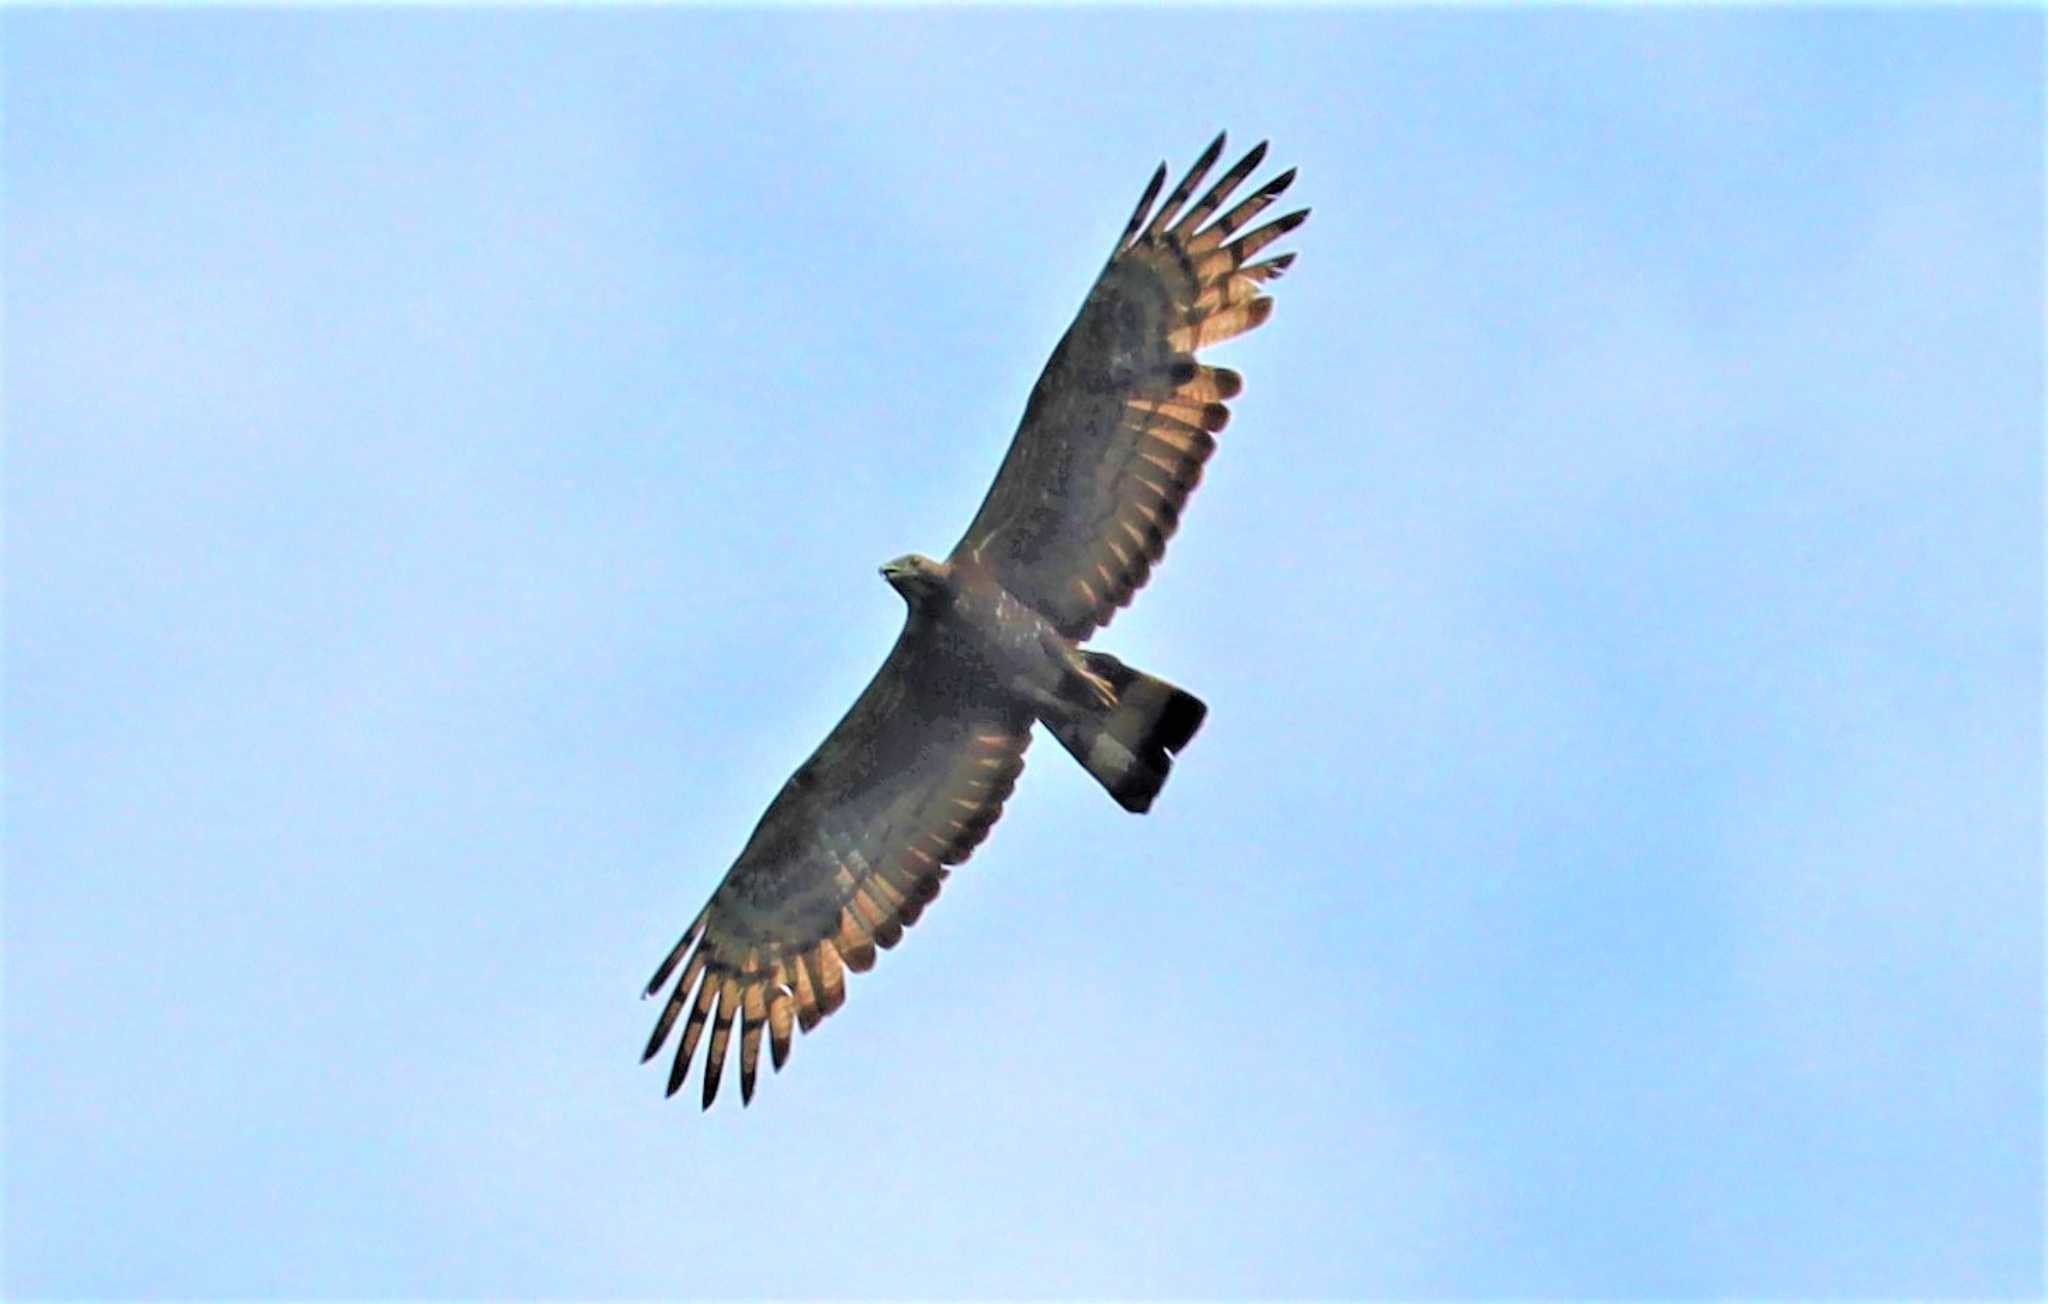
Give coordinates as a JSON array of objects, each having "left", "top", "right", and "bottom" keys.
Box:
[
  {"left": 641, "top": 624, "right": 1032, "bottom": 1109},
  {"left": 951, "top": 133, "right": 1308, "bottom": 639}
]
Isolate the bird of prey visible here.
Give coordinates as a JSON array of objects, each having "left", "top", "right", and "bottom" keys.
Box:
[{"left": 642, "top": 134, "right": 1307, "bottom": 1108}]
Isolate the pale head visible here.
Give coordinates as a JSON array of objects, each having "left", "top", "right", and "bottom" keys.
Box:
[{"left": 879, "top": 553, "right": 951, "bottom": 605}]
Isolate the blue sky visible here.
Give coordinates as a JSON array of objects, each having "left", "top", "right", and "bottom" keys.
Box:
[{"left": 5, "top": 9, "right": 2041, "bottom": 1298}]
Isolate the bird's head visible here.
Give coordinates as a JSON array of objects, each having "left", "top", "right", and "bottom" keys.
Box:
[{"left": 879, "top": 553, "right": 950, "bottom": 606}]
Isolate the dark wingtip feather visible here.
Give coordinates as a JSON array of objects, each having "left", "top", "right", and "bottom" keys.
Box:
[
  {"left": 1167, "top": 137, "right": 1267, "bottom": 240},
  {"left": 1242, "top": 251, "right": 1297, "bottom": 286},
  {"left": 641, "top": 989, "right": 685, "bottom": 1062},
  {"left": 1190, "top": 131, "right": 1228, "bottom": 185},
  {"left": 816, "top": 982, "right": 846, "bottom": 1018},
  {"left": 1118, "top": 163, "right": 1168, "bottom": 250},
  {"left": 642, "top": 922, "right": 699, "bottom": 997},
  {"left": 1227, "top": 208, "right": 1312, "bottom": 268},
  {"left": 1144, "top": 132, "right": 1228, "bottom": 240}
]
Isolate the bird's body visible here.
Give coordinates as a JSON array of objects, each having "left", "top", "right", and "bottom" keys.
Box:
[
  {"left": 888, "top": 554, "right": 1105, "bottom": 716},
  {"left": 642, "top": 134, "right": 1308, "bottom": 1108}
]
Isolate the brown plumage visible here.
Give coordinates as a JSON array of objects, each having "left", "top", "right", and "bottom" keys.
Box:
[
  {"left": 643, "top": 134, "right": 1307, "bottom": 1108},
  {"left": 954, "top": 135, "right": 1307, "bottom": 638}
]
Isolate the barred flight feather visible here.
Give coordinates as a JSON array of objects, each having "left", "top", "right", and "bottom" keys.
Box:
[{"left": 953, "top": 132, "right": 1306, "bottom": 639}]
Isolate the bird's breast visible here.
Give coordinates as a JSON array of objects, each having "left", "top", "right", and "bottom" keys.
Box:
[{"left": 944, "top": 570, "right": 1062, "bottom": 690}]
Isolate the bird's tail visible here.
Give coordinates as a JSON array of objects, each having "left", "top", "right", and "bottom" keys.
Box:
[{"left": 1042, "top": 652, "right": 1207, "bottom": 814}]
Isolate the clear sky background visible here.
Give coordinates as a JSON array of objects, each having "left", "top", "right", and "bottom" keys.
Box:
[{"left": 5, "top": 9, "right": 2041, "bottom": 1299}]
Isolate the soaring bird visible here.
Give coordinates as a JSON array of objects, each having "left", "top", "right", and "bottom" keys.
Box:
[{"left": 642, "top": 134, "right": 1307, "bottom": 1108}]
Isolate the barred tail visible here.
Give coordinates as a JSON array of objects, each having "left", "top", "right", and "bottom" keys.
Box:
[{"left": 1043, "top": 652, "right": 1207, "bottom": 813}]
